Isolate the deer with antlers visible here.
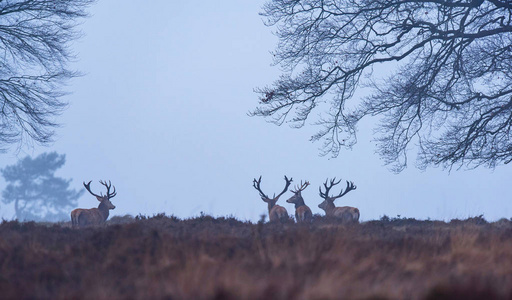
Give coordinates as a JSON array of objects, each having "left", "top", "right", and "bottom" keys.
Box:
[
  {"left": 253, "top": 176, "right": 292, "bottom": 222},
  {"left": 318, "top": 178, "right": 359, "bottom": 223},
  {"left": 71, "top": 180, "right": 117, "bottom": 227},
  {"left": 286, "top": 180, "right": 313, "bottom": 223}
]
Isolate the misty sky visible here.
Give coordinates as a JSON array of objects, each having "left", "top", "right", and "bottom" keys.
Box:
[{"left": 1, "top": 1, "right": 511, "bottom": 222}]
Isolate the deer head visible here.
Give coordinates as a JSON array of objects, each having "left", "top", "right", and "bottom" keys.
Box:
[
  {"left": 318, "top": 178, "right": 356, "bottom": 211},
  {"left": 286, "top": 180, "right": 310, "bottom": 207},
  {"left": 83, "top": 180, "right": 117, "bottom": 209},
  {"left": 253, "top": 176, "right": 292, "bottom": 207}
]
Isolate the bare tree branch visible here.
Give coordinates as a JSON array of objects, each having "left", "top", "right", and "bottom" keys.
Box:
[
  {"left": 0, "top": 0, "right": 95, "bottom": 150},
  {"left": 252, "top": 0, "right": 512, "bottom": 172}
]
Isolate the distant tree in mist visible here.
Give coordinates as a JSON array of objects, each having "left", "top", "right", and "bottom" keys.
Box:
[
  {"left": 1, "top": 152, "right": 83, "bottom": 222},
  {"left": 252, "top": 0, "right": 512, "bottom": 172},
  {"left": 0, "top": 0, "right": 95, "bottom": 150}
]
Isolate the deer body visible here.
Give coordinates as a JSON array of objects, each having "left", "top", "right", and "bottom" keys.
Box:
[
  {"left": 253, "top": 176, "right": 292, "bottom": 222},
  {"left": 293, "top": 203, "right": 312, "bottom": 223},
  {"left": 268, "top": 202, "right": 288, "bottom": 222},
  {"left": 286, "top": 181, "right": 312, "bottom": 223},
  {"left": 71, "top": 202, "right": 112, "bottom": 227},
  {"left": 71, "top": 180, "right": 117, "bottom": 228},
  {"left": 318, "top": 178, "right": 359, "bottom": 224},
  {"left": 321, "top": 203, "right": 360, "bottom": 223}
]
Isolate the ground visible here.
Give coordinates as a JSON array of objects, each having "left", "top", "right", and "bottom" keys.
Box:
[{"left": 1, "top": 214, "right": 512, "bottom": 299}]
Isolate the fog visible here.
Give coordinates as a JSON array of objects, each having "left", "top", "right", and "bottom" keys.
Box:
[{"left": 1, "top": 0, "right": 511, "bottom": 222}]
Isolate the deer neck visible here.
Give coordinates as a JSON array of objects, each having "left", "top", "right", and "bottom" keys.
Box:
[
  {"left": 267, "top": 200, "right": 277, "bottom": 214},
  {"left": 98, "top": 201, "right": 110, "bottom": 221},
  {"left": 293, "top": 197, "right": 307, "bottom": 209},
  {"left": 324, "top": 200, "right": 336, "bottom": 215}
]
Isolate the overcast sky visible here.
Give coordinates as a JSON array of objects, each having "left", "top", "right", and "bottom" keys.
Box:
[{"left": 1, "top": 1, "right": 511, "bottom": 222}]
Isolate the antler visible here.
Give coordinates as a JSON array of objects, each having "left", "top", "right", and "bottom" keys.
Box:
[
  {"left": 99, "top": 180, "right": 117, "bottom": 199},
  {"left": 273, "top": 175, "right": 293, "bottom": 199},
  {"left": 253, "top": 176, "right": 269, "bottom": 199},
  {"left": 337, "top": 181, "right": 356, "bottom": 199},
  {"left": 319, "top": 177, "right": 342, "bottom": 199},
  {"left": 83, "top": 181, "right": 102, "bottom": 198},
  {"left": 291, "top": 180, "right": 310, "bottom": 193},
  {"left": 320, "top": 177, "right": 357, "bottom": 201}
]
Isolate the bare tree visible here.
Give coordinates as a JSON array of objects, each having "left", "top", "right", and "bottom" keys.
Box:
[
  {"left": 0, "top": 0, "right": 95, "bottom": 150},
  {"left": 252, "top": 0, "right": 512, "bottom": 172}
]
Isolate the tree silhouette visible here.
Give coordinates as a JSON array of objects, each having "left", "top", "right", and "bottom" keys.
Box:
[
  {"left": 252, "top": 0, "right": 512, "bottom": 172},
  {"left": 1, "top": 152, "right": 83, "bottom": 221},
  {"left": 0, "top": 0, "right": 95, "bottom": 150}
]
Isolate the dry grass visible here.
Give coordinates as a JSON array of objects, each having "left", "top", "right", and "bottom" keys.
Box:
[{"left": 1, "top": 214, "right": 512, "bottom": 299}]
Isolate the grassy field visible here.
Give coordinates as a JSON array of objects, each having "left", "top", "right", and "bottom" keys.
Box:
[{"left": 1, "top": 214, "right": 512, "bottom": 299}]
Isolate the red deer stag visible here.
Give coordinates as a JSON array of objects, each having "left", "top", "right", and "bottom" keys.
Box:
[
  {"left": 286, "top": 181, "right": 313, "bottom": 223},
  {"left": 253, "top": 176, "right": 292, "bottom": 222},
  {"left": 318, "top": 178, "right": 359, "bottom": 223},
  {"left": 71, "top": 180, "right": 117, "bottom": 227}
]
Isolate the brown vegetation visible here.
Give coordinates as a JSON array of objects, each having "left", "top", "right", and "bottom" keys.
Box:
[{"left": 1, "top": 214, "right": 512, "bottom": 299}]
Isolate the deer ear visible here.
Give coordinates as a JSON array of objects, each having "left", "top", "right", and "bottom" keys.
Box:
[{"left": 96, "top": 196, "right": 103, "bottom": 202}]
